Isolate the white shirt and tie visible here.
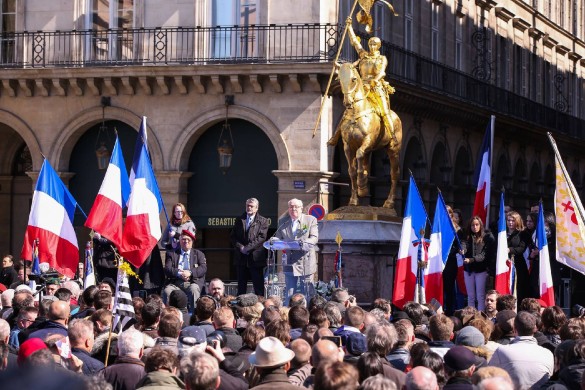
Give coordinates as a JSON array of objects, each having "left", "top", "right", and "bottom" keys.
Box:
[
  {"left": 178, "top": 250, "right": 190, "bottom": 277},
  {"left": 292, "top": 219, "right": 300, "bottom": 236}
]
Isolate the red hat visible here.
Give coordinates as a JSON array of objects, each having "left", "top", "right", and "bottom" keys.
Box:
[
  {"left": 0, "top": 283, "right": 6, "bottom": 293},
  {"left": 18, "top": 338, "right": 48, "bottom": 366},
  {"left": 181, "top": 229, "right": 196, "bottom": 241}
]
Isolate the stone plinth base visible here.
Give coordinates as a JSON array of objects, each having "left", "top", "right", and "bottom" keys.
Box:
[{"left": 318, "top": 219, "right": 402, "bottom": 305}]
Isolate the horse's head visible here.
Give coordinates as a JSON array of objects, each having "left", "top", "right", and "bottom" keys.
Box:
[{"left": 338, "top": 63, "right": 363, "bottom": 108}]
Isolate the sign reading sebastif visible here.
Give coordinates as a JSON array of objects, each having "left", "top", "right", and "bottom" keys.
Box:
[{"left": 308, "top": 204, "right": 326, "bottom": 221}]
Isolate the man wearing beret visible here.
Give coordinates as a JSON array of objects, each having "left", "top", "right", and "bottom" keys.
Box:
[
  {"left": 443, "top": 345, "right": 476, "bottom": 389},
  {"left": 163, "top": 229, "right": 207, "bottom": 311}
]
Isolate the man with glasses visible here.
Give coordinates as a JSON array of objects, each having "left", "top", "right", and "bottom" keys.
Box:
[
  {"left": 274, "top": 198, "right": 319, "bottom": 303},
  {"left": 8, "top": 306, "right": 38, "bottom": 349},
  {"left": 163, "top": 230, "right": 207, "bottom": 311}
]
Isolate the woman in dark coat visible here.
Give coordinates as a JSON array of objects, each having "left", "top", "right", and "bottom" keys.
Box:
[
  {"left": 506, "top": 211, "right": 528, "bottom": 305},
  {"left": 462, "top": 216, "right": 495, "bottom": 311}
]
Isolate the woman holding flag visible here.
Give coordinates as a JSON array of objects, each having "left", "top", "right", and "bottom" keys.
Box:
[
  {"left": 462, "top": 216, "right": 495, "bottom": 310},
  {"left": 506, "top": 211, "right": 529, "bottom": 304},
  {"left": 161, "top": 203, "right": 196, "bottom": 250}
]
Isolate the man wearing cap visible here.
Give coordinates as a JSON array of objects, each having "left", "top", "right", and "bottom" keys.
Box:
[
  {"left": 164, "top": 229, "right": 207, "bottom": 310},
  {"left": 178, "top": 325, "right": 207, "bottom": 357},
  {"left": 230, "top": 197, "right": 269, "bottom": 296},
  {"left": 443, "top": 346, "right": 476, "bottom": 389},
  {"left": 249, "top": 336, "right": 298, "bottom": 389}
]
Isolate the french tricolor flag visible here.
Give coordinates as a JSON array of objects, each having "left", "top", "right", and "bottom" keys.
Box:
[
  {"left": 426, "top": 192, "right": 457, "bottom": 305},
  {"left": 494, "top": 191, "right": 512, "bottom": 295},
  {"left": 85, "top": 136, "right": 130, "bottom": 248},
  {"left": 472, "top": 116, "right": 495, "bottom": 226},
  {"left": 392, "top": 175, "right": 428, "bottom": 309},
  {"left": 536, "top": 202, "right": 555, "bottom": 306},
  {"left": 21, "top": 159, "right": 81, "bottom": 278},
  {"left": 119, "top": 141, "right": 163, "bottom": 268}
]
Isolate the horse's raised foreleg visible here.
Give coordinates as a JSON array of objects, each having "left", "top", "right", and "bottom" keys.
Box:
[{"left": 344, "top": 144, "right": 359, "bottom": 206}]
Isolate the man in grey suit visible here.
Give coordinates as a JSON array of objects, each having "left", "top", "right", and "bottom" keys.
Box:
[{"left": 274, "top": 198, "right": 318, "bottom": 303}]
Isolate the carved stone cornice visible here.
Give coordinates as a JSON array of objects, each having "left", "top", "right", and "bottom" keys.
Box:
[
  {"left": 0, "top": 63, "right": 330, "bottom": 98},
  {"left": 512, "top": 17, "right": 531, "bottom": 32},
  {"left": 495, "top": 7, "right": 515, "bottom": 23},
  {"left": 555, "top": 45, "right": 570, "bottom": 56},
  {"left": 475, "top": 0, "right": 497, "bottom": 11}
]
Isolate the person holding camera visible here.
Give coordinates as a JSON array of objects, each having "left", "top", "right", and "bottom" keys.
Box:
[{"left": 163, "top": 230, "right": 207, "bottom": 311}]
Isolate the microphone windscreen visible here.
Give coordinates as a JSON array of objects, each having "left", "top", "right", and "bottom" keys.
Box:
[{"left": 237, "top": 293, "right": 258, "bottom": 307}]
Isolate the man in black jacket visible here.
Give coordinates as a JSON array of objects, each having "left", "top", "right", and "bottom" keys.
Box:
[
  {"left": 230, "top": 198, "right": 269, "bottom": 296},
  {"left": 163, "top": 230, "right": 207, "bottom": 311},
  {"left": 69, "top": 318, "right": 104, "bottom": 375}
]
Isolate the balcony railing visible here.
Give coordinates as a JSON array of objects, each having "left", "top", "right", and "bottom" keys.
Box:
[
  {"left": 0, "top": 24, "right": 583, "bottom": 138},
  {"left": 0, "top": 24, "right": 339, "bottom": 67}
]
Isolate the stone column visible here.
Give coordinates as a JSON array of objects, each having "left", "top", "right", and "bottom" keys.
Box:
[{"left": 155, "top": 170, "right": 193, "bottom": 225}]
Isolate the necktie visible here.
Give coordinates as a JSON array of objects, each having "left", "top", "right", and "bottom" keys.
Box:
[
  {"left": 292, "top": 219, "right": 298, "bottom": 235},
  {"left": 182, "top": 252, "right": 190, "bottom": 270}
]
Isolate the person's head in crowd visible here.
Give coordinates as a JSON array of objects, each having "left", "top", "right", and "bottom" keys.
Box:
[
  {"left": 313, "top": 327, "right": 334, "bottom": 344},
  {"left": 559, "top": 318, "right": 585, "bottom": 341},
  {"left": 324, "top": 302, "right": 343, "bottom": 329},
  {"left": 393, "top": 319, "right": 415, "bottom": 350},
  {"left": 495, "top": 310, "right": 516, "bottom": 336},
  {"left": 403, "top": 302, "right": 426, "bottom": 326},
  {"left": 11, "top": 289, "right": 34, "bottom": 315},
  {"left": 131, "top": 296, "right": 145, "bottom": 324},
  {"left": 449, "top": 316, "right": 463, "bottom": 333},
  {"left": 62, "top": 281, "right": 81, "bottom": 302},
  {"left": 0, "top": 318, "right": 9, "bottom": 346},
  {"left": 456, "top": 325, "right": 485, "bottom": 348},
  {"left": 163, "top": 306, "right": 184, "bottom": 324},
  {"left": 117, "top": 328, "right": 144, "bottom": 358},
  {"left": 344, "top": 306, "right": 366, "bottom": 331},
  {"left": 331, "top": 288, "right": 355, "bottom": 309},
  {"left": 314, "top": 360, "right": 359, "bottom": 390},
  {"left": 496, "top": 294, "right": 516, "bottom": 312},
  {"left": 48, "top": 300, "right": 70, "bottom": 326},
  {"left": 38, "top": 297, "right": 57, "bottom": 319},
  {"left": 365, "top": 321, "right": 397, "bottom": 357},
  {"left": 265, "top": 318, "right": 291, "bottom": 346},
  {"left": 142, "top": 300, "right": 162, "bottom": 330},
  {"left": 541, "top": 305, "right": 567, "bottom": 335},
  {"left": 443, "top": 345, "right": 476, "bottom": 380},
  {"left": 367, "top": 309, "right": 386, "bottom": 324},
  {"left": 360, "top": 374, "right": 397, "bottom": 390},
  {"left": 301, "top": 323, "right": 318, "bottom": 346},
  {"left": 484, "top": 290, "right": 498, "bottom": 315},
  {"left": 208, "top": 278, "right": 225, "bottom": 300},
  {"left": 249, "top": 336, "right": 295, "bottom": 374},
  {"left": 289, "top": 305, "right": 310, "bottom": 329},
  {"left": 144, "top": 346, "right": 180, "bottom": 376},
  {"left": 17, "top": 337, "right": 49, "bottom": 367},
  {"left": 242, "top": 324, "right": 265, "bottom": 350},
  {"left": 80, "top": 285, "right": 98, "bottom": 309},
  {"left": 94, "top": 290, "right": 113, "bottom": 310},
  {"left": 159, "top": 314, "right": 182, "bottom": 339},
  {"left": 264, "top": 295, "right": 283, "bottom": 309},
  {"left": 562, "top": 339, "right": 585, "bottom": 368},
  {"left": 372, "top": 298, "right": 392, "bottom": 320},
  {"left": 91, "top": 308, "right": 112, "bottom": 335},
  {"left": 455, "top": 306, "right": 479, "bottom": 326},
  {"left": 476, "top": 375, "right": 514, "bottom": 390},
  {"left": 2, "top": 254, "right": 14, "bottom": 269},
  {"left": 514, "top": 311, "right": 537, "bottom": 336},
  {"left": 468, "top": 318, "right": 493, "bottom": 346},
  {"left": 54, "top": 287, "right": 72, "bottom": 304},
  {"left": 471, "top": 366, "right": 513, "bottom": 386},
  {"left": 212, "top": 306, "right": 235, "bottom": 329},
  {"left": 194, "top": 295, "right": 217, "bottom": 323},
  {"left": 309, "top": 294, "right": 327, "bottom": 310},
  {"left": 506, "top": 211, "right": 524, "bottom": 232},
  {"left": 235, "top": 301, "right": 263, "bottom": 326},
  {"left": 145, "top": 293, "right": 165, "bottom": 308},
  {"left": 46, "top": 279, "right": 60, "bottom": 296},
  {"left": 16, "top": 306, "right": 38, "bottom": 329},
  {"left": 405, "top": 366, "right": 439, "bottom": 390},
  {"left": 181, "top": 351, "right": 220, "bottom": 390},
  {"left": 429, "top": 314, "right": 454, "bottom": 341},
  {"left": 178, "top": 326, "right": 207, "bottom": 357},
  {"left": 310, "top": 307, "right": 330, "bottom": 329},
  {"left": 412, "top": 350, "right": 446, "bottom": 387},
  {"left": 356, "top": 352, "right": 384, "bottom": 384},
  {"left": 290, "top": 338, "right": 311, "bottom": 370},
  {"left": 554, "top": 340, "right": 576, "bottom": 372},
  {"left": 98, "top": 278, "right": 114, "bottom": 293},
  {"left": 1, "top": 289, "right": 14, "bottom": 308},
  {"left": 312, "top": 339, "right": 344, "bottom": 368},
  {"left": 261, "top": 305, "right": 281, "bottom": 326},
  {"left": 289, "top": 293, "right": 307, "bottom": 308},
  {"left": 519, "top": 298, "right": 542, "bottom": 314},
  {"left": 169, "top": 289, "right": 189, "bottom": 311},
  {"left": 68, "top": 318, "right": 94, "bottom": 352}
]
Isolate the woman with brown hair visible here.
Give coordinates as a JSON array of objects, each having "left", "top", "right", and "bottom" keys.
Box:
[
  {"left": 161, "top": 203, "right": 196, "bottom": 250},
  {"left": 506, "top": 211, "right": 528, "bottom": 304},
  {"left": 462, "top": 216, "right": 495, "bottom": 311}
]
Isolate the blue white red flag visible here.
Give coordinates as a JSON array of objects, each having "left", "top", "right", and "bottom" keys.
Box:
[
  {"left": 21, "top": 159, "right": 81, "bottom": 278},
  {"left": 495, "top": 191, "right": 513, "bottom": 295},
  {"left": 120, "top": 141, "right": 163, "bottom": 267},
  {"left": 84, "top": 241, "right": 96, "bottom": 288},
  {"left": 472, "top": 116, "right": 494, "bottom": 226},
  {"left": 85, "top": 136, "right": 130, "bottom": 249},
  {"left": 392, "top": 175, "right": 428, "bottom": 309},
  {"left": 426, "top": 192, "right": 457, "bottom": 305},
  {"left": 536, "top": 203, "right": 555, "bottom": 306},
  {"left": 129, "top": 116, "right": 148, "bottom": 187}
]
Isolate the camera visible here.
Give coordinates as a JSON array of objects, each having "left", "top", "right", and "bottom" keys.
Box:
[
  {"left": 206, "top": 330, "right": 226, "bottom": 349},
  {"left": 573, "top": 304, "right": 585, "bottom": 318}
]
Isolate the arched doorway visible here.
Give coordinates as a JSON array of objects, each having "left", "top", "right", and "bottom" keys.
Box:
[{"left": 187, "top": 119, "right": 278, "bottom": 282}]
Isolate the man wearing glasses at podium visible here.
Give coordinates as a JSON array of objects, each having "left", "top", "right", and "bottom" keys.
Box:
[{"left": 273, "top": 198, "right": 319, "bottom": 303}]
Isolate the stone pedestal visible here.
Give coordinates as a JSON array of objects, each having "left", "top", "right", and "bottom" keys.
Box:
[{"left": 318, "top": 219, "right": 402, "bottom": 305}]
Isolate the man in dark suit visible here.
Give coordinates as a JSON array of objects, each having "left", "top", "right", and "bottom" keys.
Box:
[
  {"left": 163, "top": 229, "right": 207, "bottom": 310},
  {"left": 231, "top": 198, "right": 269, "bottom": 296},
  {"left": 274, "top": 198, "right": 318, "bottom": 303}
]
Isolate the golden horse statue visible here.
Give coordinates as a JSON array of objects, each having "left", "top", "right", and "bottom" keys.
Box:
[{"left": 328, "top": 62, "right": 402, "bottom": 215}]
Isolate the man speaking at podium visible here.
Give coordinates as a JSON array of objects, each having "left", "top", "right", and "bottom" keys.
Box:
[{"left": 274, "top": 198, "right": 319, "bottom": 303}]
